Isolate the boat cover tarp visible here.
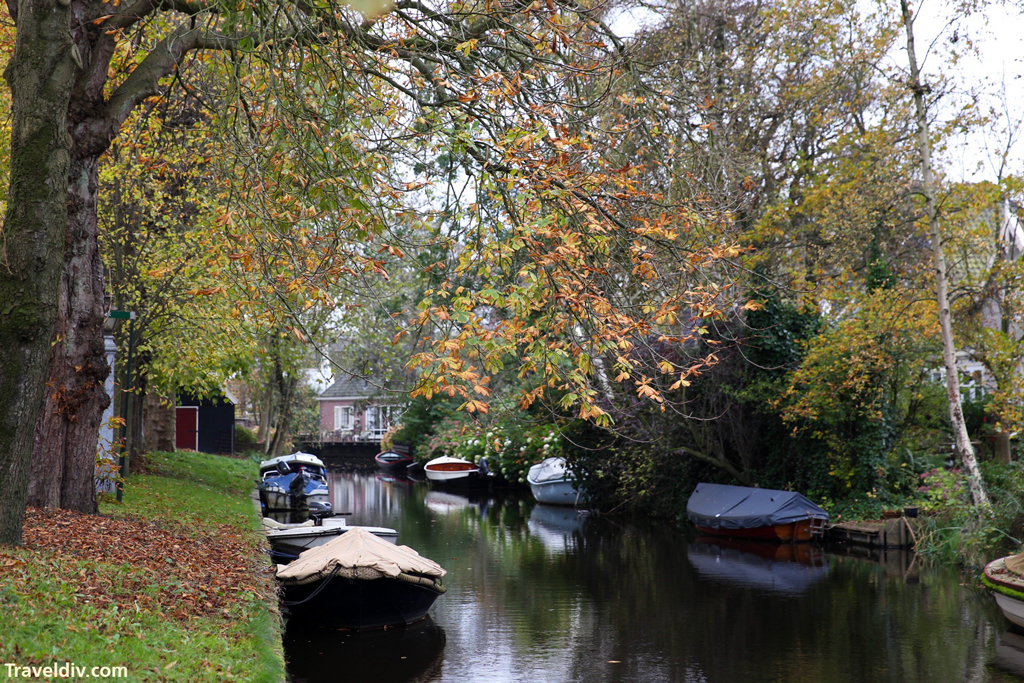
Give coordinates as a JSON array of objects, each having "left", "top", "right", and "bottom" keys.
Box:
[
  {"left": 1006, "top": 551, "right": 1024, "bottom": 576},
  {"left": 527, "top": 457, "right": 568, "bottom": 484},
  {"left": 686, "top": 483, "right": 828, "bottom": 530},
  {"left": 262, "top": 517, "right": 315, "bottom": 530},
  {"left": 277, "top": 528, "right": 445, "bottom": 585}
]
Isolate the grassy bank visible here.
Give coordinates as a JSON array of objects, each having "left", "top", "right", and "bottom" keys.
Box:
[{"left": 0, "top": 450, "right": 284, "bottom": 682}]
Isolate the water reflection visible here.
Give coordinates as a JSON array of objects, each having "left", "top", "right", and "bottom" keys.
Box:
[
  {"left": 687, "top": 537, "right": 829, "bottom": 595},
  {"left": 994, "top": 631, "right": 1024, "bottom": 679},
  {"left": 285, "top": 617, "right": 446, "bottom": 683},
  {"left": 527, "top": 504, "right": 585, "bottom": 555},
  {"left": 280, "top": 470, "right": 1024, "bottom": 683}
]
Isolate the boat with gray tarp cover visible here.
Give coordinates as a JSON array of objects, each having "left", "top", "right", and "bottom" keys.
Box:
[{"left": 686, "top": 483, "right": 829, "bottom": 542}]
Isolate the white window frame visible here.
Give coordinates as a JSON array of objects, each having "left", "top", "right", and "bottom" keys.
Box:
[{"left": 333, "top": 405, "right": 354, "bottom": 431}]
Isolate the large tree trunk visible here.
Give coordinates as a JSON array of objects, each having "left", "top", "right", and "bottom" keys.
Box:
[
  {"left": 0, "top": 0, "right": 78, "bottom": 545},
  {"left": 143, "top": 387, "right": 177, "bottom": 453},
  {"left": 28, "top": 155, "right": 109, "bottom": 513},
  {"left": 901, "top": 0, "right": 989, "bottom": 508}
]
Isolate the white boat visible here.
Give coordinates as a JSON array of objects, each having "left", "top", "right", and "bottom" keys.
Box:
[
  {"left": 526, "top": 457, "right": 582, "bottom": 506},
  {"left": 984, "top": 552, "right": 1024, "bottom": 628},
  {"left": 263, "top": 517, "right": 399, "bottom": 563},
  {"left": 424, "top": 456, "right": 483, "bottom": 486}
]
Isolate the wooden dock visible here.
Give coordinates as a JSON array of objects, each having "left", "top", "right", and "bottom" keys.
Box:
[{"left": 826, "top": 517, "right": 920, "bottom": 549}]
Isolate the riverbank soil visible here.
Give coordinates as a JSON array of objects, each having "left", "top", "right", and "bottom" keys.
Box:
[{"left": 0, "top": 450, "right": 285, "bottom": 682}]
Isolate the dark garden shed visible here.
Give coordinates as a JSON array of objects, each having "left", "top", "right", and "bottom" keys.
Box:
[{"left": 176, "top": 393, "right": 235, "bottom": 455}]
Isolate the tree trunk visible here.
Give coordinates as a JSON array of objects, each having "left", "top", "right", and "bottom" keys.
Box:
[
  {"left": 901, "top": 0, "right": 989, "bottom": 508},
  {"left": 268, "top": 364, "right": 297, "bottom": 458},
  {"left": 27, "top": 154, "right": 110, "bottom": 514},
  {"left": 143, "top": 387, "right": 177, "bottom": 453},
  {"left": 0, "top": 0, "right": 78, "bottom": 545},
  {"left": 258, "top": 383, "right": 275, "bottom": 453}
]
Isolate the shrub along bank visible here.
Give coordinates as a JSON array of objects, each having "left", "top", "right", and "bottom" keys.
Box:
[{"left": 0, "top": 450, "right": 285, "bottom": 682}]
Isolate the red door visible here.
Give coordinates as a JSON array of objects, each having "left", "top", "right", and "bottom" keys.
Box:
[{"left": 175, "top": 407, "right": 199, "bottom": 450}]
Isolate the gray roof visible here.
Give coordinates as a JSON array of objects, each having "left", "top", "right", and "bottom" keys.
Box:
[{"left": 318, "top": 375, "right": 381, "bottom": 400}]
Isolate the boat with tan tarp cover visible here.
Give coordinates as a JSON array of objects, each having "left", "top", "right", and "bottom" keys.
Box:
[
  {"left": 984, "top": 550, "right": 1024, "bottom": 628},
  {"left": 276, "top": 527, "right": 446, "bottom": 630}
]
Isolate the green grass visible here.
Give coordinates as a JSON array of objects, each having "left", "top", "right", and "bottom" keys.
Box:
[
  {"left": 107, "top": 450, "right": 261, "bottom": 533},
  {"left": 0, "top": 450, "right": 285, "bottom": 683}
]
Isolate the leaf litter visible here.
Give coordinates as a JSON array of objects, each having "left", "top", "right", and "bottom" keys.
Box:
[{"left": 0, "top": 507, "right": 275, "bottom": 623}]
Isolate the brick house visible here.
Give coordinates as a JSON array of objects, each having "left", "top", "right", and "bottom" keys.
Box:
[{"left": 316, "top": 376, "right": 404, "bottom": 443}]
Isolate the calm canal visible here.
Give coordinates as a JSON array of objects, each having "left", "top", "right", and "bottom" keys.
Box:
[{"left": 282, "top": 471, "right": 1024, "bottom": 683}]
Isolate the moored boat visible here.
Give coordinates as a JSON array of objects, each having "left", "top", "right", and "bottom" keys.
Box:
[
  {"left": 277, "top": 528, "right": 447, "bottom": 630},
  {"left": 258, "top": 452, "right": 332, "bottom": 513},
  {"left": 424, "top": 456, "right": 483, "bottom": 487},
  {"left": 685, "top": 483, "right": 828, "bottom": 542},
  {"left": 263, "top": 516, "right": 399, "bottom": 564},
  {"left": 526, "top": 457, "right": 582, "bottom": 506},
  {"left": 375, "top": 450, "right": 415, "bottom": 474},
  {"left": 983, "top": 552, "right": 1024, "bottom": 628}
]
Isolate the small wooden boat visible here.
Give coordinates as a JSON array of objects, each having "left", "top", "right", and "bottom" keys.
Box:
[
  {"left": 527, "top": 457, "right": 582, "bottom": 506},
  {"left": 983, "top": 552, "right": 1024, "bottom": 628},
  {"left": 424, "top": 456, "right": 483, "bottom": 487},
  {"left": 685, "top": 483, "right": 828, "bottom": 542},
  {"left": 277, "top": 528, "right": 447, "bottom": 630},
  {"left": 375, "top": 450, "right": 415, "bottom": 474}
]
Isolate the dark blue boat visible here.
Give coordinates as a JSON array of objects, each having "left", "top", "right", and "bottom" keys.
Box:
[{"left": 258, "top": 452, "right": 332, "bottom": 514}]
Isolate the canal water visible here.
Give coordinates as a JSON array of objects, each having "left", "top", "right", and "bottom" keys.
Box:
[{"left": 282, "top": 471, "right": 1024, "bottom": 683}]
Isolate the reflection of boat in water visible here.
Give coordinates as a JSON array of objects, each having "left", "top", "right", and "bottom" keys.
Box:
[
  {"left": 993, "top": 630, "right": 1024, "bottom": 679},
  {"left": 424, "top": 490, "right": 490, "bottom": 517},
  {"left": 983, "top": 551, "right": 1024, "bottom": 628},
  {"left": 376, "top": 472, "right": 415, "bottom": 486},
  {"left": 424, "top": 490, "right": 472, "bottom": 514},
  {"left": 527, "top": 504, "right": 586, "bottom": 554},
  {"left": 286, "top": 615, "right": 446, "bottom": 683},
  {"left": 686, "top": 483, "right": 828, "bottom": 542},
  {"left": 686, "top": 537, "right": 829, "bottom": 595}
]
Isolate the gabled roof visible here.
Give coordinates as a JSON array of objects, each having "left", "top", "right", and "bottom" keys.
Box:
[{"left": 317, "top": 375, "right": 380, "bottom": 401}]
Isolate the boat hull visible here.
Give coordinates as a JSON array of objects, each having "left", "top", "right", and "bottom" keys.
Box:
[
  {"left": 528, "top": 479, "right": 581, "bottom": 506},
  {"left": 424, "top": 457, "right": 484, "bottom": 487},
  {"left": 375, "top": 451, "right": 415, "bottom": 474},
  {"left": 994, "top": 593, "right": 1024, "bottom": 629},
  {"left": 282, "top": 575, "right": 444, "bottom": 630},
  {"left": 694, "top": 519, "right": 818, "bottom": 542},
  {"left": 984, "top": 556, "right": 1024, "bottom": 628}
]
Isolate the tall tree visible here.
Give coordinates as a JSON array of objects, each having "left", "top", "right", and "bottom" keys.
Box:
[
  {"left": 899, "top": 0, "right": 989, "bottom": 508},
  {"left": 0, "top": 0, "right": 640, "bottom": 544}
]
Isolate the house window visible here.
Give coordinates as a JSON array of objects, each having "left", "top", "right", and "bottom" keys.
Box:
[
  {"left": 334, "top": 405, "right": 354, "bottom": 431},
  {"left": 365, "top": 405, "right": 402, "bottom": 437}
]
